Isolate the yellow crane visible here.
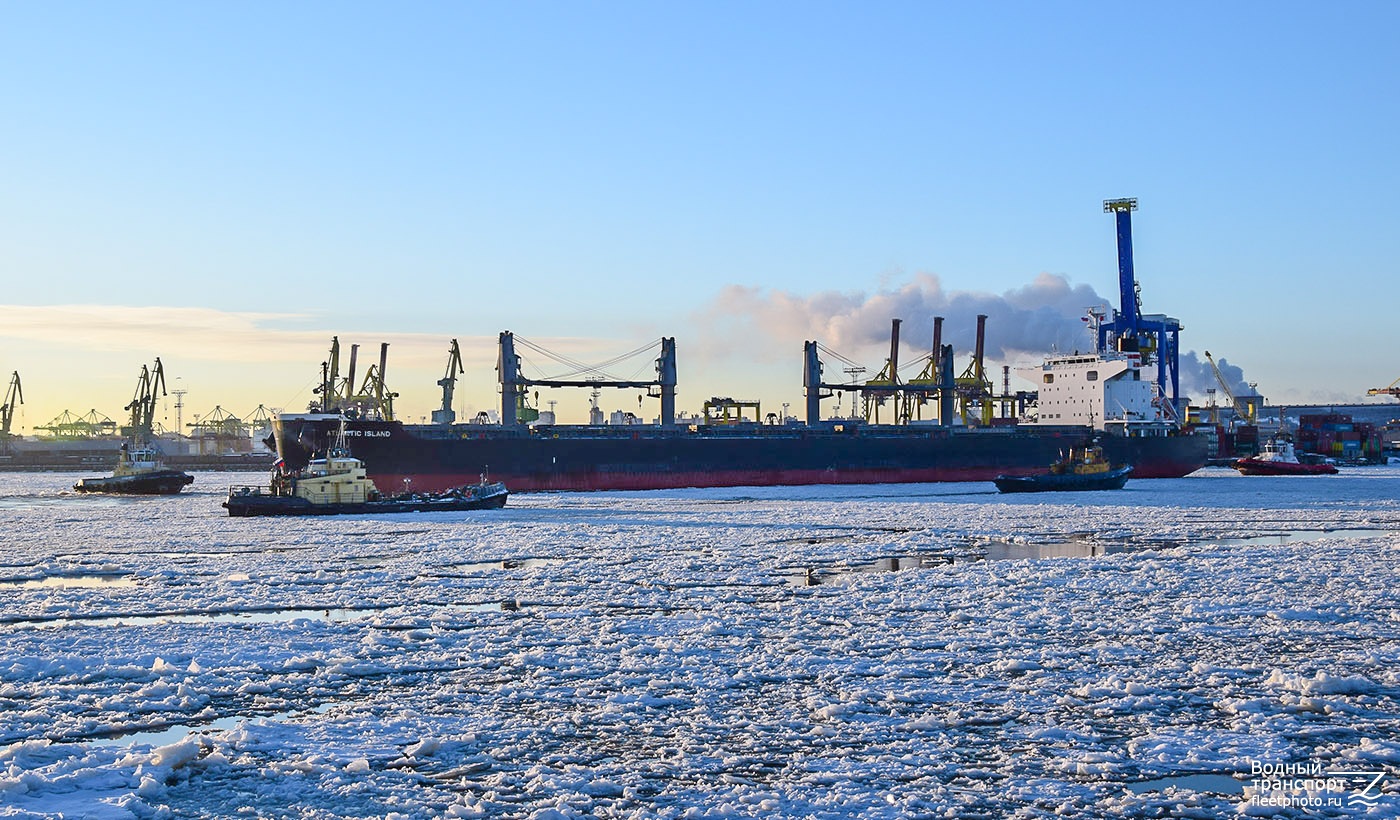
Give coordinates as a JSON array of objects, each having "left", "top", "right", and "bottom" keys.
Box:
[
  {"left": 1203, "top": 351, "right": 1257, "bottom": 425},
  {"left": 1366, "top": 377, "right": 1400, "bottom": 399}
]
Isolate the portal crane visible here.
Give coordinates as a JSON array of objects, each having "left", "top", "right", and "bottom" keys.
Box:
[
  {"left": 1204, "top": 351, "right": 1257, "bottom": 425},
  {"left": 123, "top": 358, "right": 167, "bottom": 443},
  {"left": 1, "top": 372, "right": 21, "bottom": 436},
  {"left": 1366, "top": 377, "right": 1400, "bottom": 399},
  {"left": 433, "top": 339, "right": 465, "bottom": 425}
]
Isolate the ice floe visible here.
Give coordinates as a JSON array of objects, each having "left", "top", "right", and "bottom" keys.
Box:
[{"left": 0, "top": 467, "right": 1397, "bottom": 817}]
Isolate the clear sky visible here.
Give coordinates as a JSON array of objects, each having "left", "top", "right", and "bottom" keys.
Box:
[{"left": 3, "top": 2, "right": 1398, "bottom": 431}]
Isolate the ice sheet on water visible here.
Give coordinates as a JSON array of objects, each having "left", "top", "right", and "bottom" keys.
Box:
[{"left": 1, "top": 468, "right": 1398, "bottom": 817}]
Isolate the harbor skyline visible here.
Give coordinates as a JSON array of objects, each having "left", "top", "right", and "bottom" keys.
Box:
[{"left": 3, "top": 3, "right": 1398, "bottom": 430}]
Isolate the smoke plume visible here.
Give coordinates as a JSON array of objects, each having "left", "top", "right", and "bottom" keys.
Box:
[
  {"left": 1179, "top": 350, "right": 1254, "bottom": 401},
  {"left": 696, "top": 273, "right": 1245, "bottom": 400},
  {"left": 700, "top": 272, "right": 1105, "bottom": 361}
]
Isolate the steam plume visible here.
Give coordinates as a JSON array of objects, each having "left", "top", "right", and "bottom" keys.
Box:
[
  {"left": 697, "top": 273, "right": 1244, "bottom": 399},
  {"left": 700, "top": 272, "right": 1106, "bottom": 361}
]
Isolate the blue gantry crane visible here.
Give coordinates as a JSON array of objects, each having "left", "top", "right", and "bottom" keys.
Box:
[{"left": 1096, "top": 198, "right": 1183, "bottom": 419}]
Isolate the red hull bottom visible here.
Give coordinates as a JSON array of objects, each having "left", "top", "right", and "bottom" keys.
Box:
[
  {"left": 1232, "top": 460, "right": 1338, "bottom": 476},
  {"left": 373, "top": 464, "right": 1194, "bottom": 494}
]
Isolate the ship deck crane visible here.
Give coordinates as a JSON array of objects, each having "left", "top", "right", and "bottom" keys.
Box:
[
  {"left": 498, "top": 332, "right": 676, "bottom": 426},
  {"left": 1, "top": 372, "right": 21, "bottom": 437},
  {"left": 1366, "top": 377, "right": 1400, "bottom": 399},
  {"left": 433, "top": 339, "right": 464, "bottom": 425},
  {"left": 313, "top": 337, "right": 398, "bottom": 420},
  {"left": 804, "top": 318, "right": 956, "bottom": 426},
  {"left": 1204, "top": 351, "right": 1257, "bottom": 425}
]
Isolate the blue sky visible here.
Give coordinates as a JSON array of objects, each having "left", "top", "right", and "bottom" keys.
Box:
[{"left": 2, "top": 2, "right": 1397, "bottom": 428}]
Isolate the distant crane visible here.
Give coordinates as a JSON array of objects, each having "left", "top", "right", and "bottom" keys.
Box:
[
  {"left": 1366, "top": 377, "right": 1400, "bottom": 400},
  {"left": 1204, "top": 351, "right": 1257, "bottom": 425},
  {"left": 433, "top": 339, "right": 465, "bottom": 425},
  {"left": 1, "top": 372, "right": 21, "bottom": 436},
  {"left": 123, "top": 358, "right": 168, "bottom": 443}
]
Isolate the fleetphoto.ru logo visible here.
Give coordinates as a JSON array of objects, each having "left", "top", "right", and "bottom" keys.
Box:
[{"left": 1248, "top": 759, "right": 1388, "bottom": 810}]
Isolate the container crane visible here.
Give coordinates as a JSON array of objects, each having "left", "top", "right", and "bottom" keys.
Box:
[
  {"left": 1, "top": 372, "right": 21, "bottom": 437},
  {"left": 433, "top": 339, "right": 465, "bottom": 425},
  {"left": 1097, "top": 199, "right": 1183, "bottom": 418},
  {"left": 1366, "top": 377, "right": 1400, "bottom": 399},
  {"left": 1204, "top": 351, "right": 1257, "bottom": 425}
]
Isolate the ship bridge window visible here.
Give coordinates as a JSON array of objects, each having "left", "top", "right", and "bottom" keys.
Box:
[
  {"left": 1086, "top": 371, "right": 1098, "bottom": 381},
  {"left": 1043, "top": 374, "right": 1054, "bottom": 384}
]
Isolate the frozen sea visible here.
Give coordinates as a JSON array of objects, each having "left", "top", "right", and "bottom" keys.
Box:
[{"left": 1, "top": 467, "right": 1397, "bottom": 819}]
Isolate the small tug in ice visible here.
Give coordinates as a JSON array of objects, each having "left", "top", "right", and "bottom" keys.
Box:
[
  {"left": 72, "top": 358, "right": 194, "bottom": 495},
  {"left": 993, "top": 439, "right": 1133, "bottom": 493},
  {"left": 224, "top": 440, "right": 507, "bottom": 516},
  {"left": 73, "top": 443, "right": 194, "bottom": 495},
  {"left": 1232, "top": 433, "right": 1338, "bottom": 476}
]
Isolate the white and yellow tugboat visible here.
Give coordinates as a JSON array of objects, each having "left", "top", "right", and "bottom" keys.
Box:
[{"left": 224, "top": 444, "right": 506, "bottom": 516}]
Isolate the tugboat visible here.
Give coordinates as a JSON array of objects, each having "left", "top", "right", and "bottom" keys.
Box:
[
  {"left": 994, "top": 440, "right": 1133, "bottom": 493},
  {"left": 224, "top": 442, "right": 507, "bottom": 516},
  {"left": 74, "top": 357, "right": 194, "bottom": 495},
  {"left": 1232, "top": 433, "right": 1338, "bottom": 476},
  {"left": 73, "top": 443, "right": 195, "bottom": 495}
]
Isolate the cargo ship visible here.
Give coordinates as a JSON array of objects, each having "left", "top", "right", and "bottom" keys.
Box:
[
  {"left": 274, "top": 410, "right": 1202, "bottom": 493},
  {"left": 272, "top": 199, "right": 1206, "bottom": 493},
  {"left": 271, "top": 331, "right": 1207, "bottom": 493}
]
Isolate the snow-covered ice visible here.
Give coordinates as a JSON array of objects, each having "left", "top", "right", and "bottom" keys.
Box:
[{"left": 1, "top": 468, "right": 1397, "bottom": 818}]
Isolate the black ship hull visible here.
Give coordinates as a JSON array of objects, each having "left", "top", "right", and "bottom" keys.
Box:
[
  {"left": 73, "top": 470, "right": 194, "bottom": 495},
  {"left": 223, "top": 483, "right": 508, "bottom": 516},
  {"left": 274, "top": 415, "right": 1207, "bottom": 494},
  {"left": 993, "top": 465, "right": 1133, "bottom": 493}
]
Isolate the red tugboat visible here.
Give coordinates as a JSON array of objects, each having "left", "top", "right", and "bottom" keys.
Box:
[{"left": 1232, "top": 434, "right": 1338, "bottom": 476}]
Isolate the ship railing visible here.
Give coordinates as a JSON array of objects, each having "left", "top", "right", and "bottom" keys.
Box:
[{"left": 227, "top": 485, "right": 270, "bottom": 498}]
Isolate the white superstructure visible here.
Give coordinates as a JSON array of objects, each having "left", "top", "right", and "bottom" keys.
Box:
[{"left": 1019, "top": 352, "right": 1173, "bottom": 435}]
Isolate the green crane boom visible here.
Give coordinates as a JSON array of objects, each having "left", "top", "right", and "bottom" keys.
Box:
[{"left": 433, "top": 339, "right": 464, "bottom": 425}]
